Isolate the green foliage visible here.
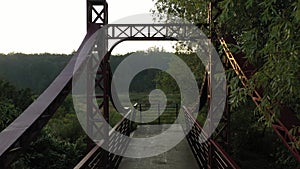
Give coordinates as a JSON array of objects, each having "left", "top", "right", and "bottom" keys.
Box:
[
  {"left": 0, "top": 52, "right": 166, "bottom": 95},
  {"left": 227, "top": 69, "right": 249, "bottom": 109},
  {"left": 109, "top": 103, "right": 126, "bottom": 127},
  {"left": 9, "top": 95, "right": 86, "bottom": 168},
  {"left": 0, "top": 79, "right": 34, "bottom": 110},
  {"left": 271, "top": 145, "right": 300, "bottom": 169},
  {"left": 130, "top": 69, "right": 160, "bottom": 93},
  {"left": 217, "top": 0, "right": 300, "bottom": 110},
  {"left": 153, "top": 0, "right": 300, "bottom": 167},
  {"left": 153, "top": 0, "right": 300, "bottom": 116},
  {"left": 0, "top": 79, "right": 85, "bottom": 168},
  {"left": 289, "top": 126, "right": 300, "bottom": 150},
  {"left": 153, "top": 0, "right": 208, "bottom": 26},
  {"left": 0, "top": 79, "right": 33, "bottom": 131},
  {"left": 217, "top": 0, "right": 300, "bottom": 151},
  {"left": 11, "top": 129, "right": 85, "bottom": 169},
  {"left": 221, "top": 0, "right": 300, "bottom": 165},
  {"left": 155, "top": 52, "right": 205, "bottom": 101},
  {"left": 0, "top": 101, "right": 20, "bottom": 131},
  {"left": 46, "top": 96, "right": 85, "bottom": 143},
  {"left": 0, "top": 53, "right": 71, "bottom": 94}
]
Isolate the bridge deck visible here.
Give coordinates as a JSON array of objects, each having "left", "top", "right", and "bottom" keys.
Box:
[{"left": 118, "top": 124, "right": 199, "bottom": 169}]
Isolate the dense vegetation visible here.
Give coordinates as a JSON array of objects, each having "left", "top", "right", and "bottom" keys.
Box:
[
  {"left": 0, "top": 79, "right": 85, "bottom": 168},
  {"left": 153, "top": 0, "right": 300, "bottom": 168},
  {"left": 1, "top": 1, "right": 300, "bottom": 167},
  {"left": 0, "top": 51, "right": 203, "bottom": 168},
  {"left": 0, "top": 52, "right": 166, "bottom": 95},
  {"left": 0, "top": 53, "right": 87, "bottom": 168},
  {"left": 0, "top": 53, "right": 72, "bottom": 94}
]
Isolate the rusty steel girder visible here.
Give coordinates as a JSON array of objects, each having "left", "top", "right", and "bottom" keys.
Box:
[{"left": 219, "top": 37, "right": 300, "bottom": 161}]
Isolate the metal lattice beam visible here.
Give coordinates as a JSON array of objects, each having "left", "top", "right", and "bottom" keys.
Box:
[{"left": 106, "top": 24, "right": 205, "bottom": 40}]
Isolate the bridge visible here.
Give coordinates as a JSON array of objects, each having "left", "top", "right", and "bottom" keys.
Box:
[{"left": 0, "top": 0, "right": 299, "bottom": 168}]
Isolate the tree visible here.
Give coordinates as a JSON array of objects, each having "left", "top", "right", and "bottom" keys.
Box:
[
  {"left": 0, "top": 101, "right": 20, "bottom": 131},
  {"left": 0, "top": 79, "right": 86, "bottom": 168},
  {"left": 0, "top": 79, "right": 33, "bottom": 131},
  {"left": 153, "top": 0, "right": 300, "bottom": 167},
  {"left": 154, "top": 52, "right": 205, "bottom": 103},
  {"left": 153, "top": 0, "right": 300, "bottom": 114},
  {"left": 11, "top": 128, "right": 85, "bottom": 169}
]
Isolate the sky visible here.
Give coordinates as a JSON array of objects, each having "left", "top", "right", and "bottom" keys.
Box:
[{"left": 0, "top": 0, "right": 175, "bottom": 55}]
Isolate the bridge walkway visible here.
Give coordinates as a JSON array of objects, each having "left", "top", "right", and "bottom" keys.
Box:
[{"left": 118, "top": 124, "right": 199, "bottom": 169}]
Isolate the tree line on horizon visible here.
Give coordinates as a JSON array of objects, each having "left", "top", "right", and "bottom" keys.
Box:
[
  {"left": 1, "top": 0, "right": 300, "bottom": 166},
  {"left": 0, "top": 51, "right": 205, "bottom": 168}
]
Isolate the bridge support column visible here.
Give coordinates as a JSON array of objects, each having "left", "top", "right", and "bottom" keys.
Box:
[
  {"left": 86, "top": 1, "right": 110, "bottom": 169},
  {"left": 207, "top": 0, "right": 231, "bottom": 155}
]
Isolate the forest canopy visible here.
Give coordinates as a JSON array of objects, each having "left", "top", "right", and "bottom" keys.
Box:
[{"left": 1, "top": 0, "right": 300, "bottom": 167}]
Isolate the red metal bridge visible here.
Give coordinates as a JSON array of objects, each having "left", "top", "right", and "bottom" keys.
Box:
[{"left": 0, "top": 0, "right": 299, "bottom": 168}]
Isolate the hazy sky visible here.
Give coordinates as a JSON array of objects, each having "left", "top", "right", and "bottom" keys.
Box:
[{"left": 0, "top": 0, "right": 175, "bottom": 54}]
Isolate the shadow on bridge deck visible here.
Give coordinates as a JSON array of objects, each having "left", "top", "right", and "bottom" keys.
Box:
[{"left": 118, "top": 124, "right": 199, "bottom": 169}]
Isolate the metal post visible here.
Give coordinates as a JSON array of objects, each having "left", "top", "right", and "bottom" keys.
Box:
[
  {"left": 208, "top": 141, "right": 213, "bottom": 169},
  {"left": 208, "top": 2, "right": 213, "bottom": 169},
  {"left": 86, "top": 50, "right": 94, "bottom": 152},
  {"left": 139, "top": 104, "right": 142, "bottom": 123},
  {"left": 158, "top": 103, "right": 160, "bottom": 125},
  {"left": 224, "top": 69, "right": 231, "bottom": 151},
  {"left": 131, "top": 103, "right": 138, "bottom": 131},
  {"left": 86, "top": 0, "right": 109, "bottom": 168},
  {"left": 175, "top": 103, "right": 179, "bottom": 119}
]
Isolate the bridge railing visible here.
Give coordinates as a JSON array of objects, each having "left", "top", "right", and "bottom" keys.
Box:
[
  {"left": 74, "top": 105, "right": 137, "bottom": 169},
  {"left": 136, "top": 103, "right": 179, "bottom": 125},
  {"left": 183, "top": 106, "right": 240, "bottom": 169}
]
